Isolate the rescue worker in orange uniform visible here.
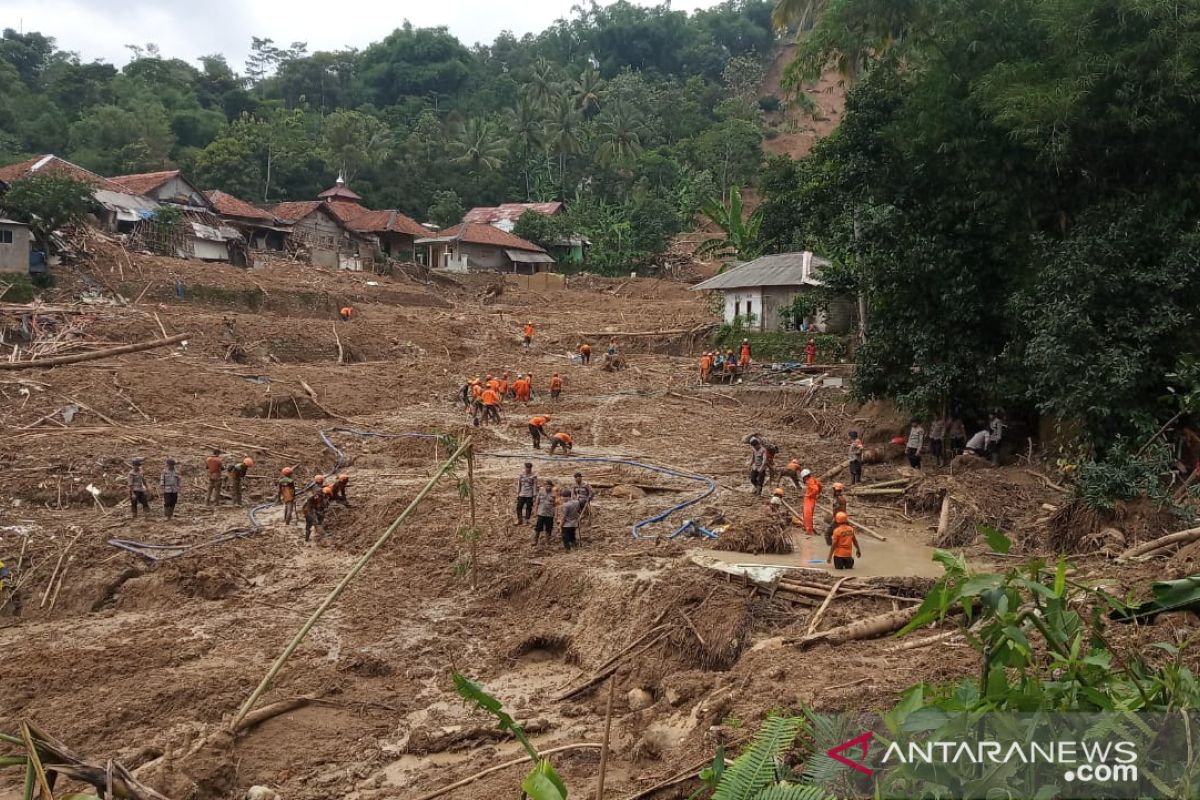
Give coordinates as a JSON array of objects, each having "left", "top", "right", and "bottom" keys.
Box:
[
  {"left": 827, "top": 511, "right": 861, "bottom": 569},
  {"left": 579, "top": 343, "right": 592, "bottom": 365},
  {"left": 699, "top": 352, "right": 713, "bottom": 384},
  {"left": 481, "top": 386, "right": 502, "bottom": 425},
  {"left": 550, "top": 373, "right": 563, "bottom": 400},
  {"left": 549, "top": 431, "right": 574, "bottom": 455},
  {"left": 739, "top": 339, "right": 751, "bottom": 367},
  {"left": 278, "top": 467, "right": 296, "bottom": 525},
  {"left": 806, "top": 338, "right": 817, "bottom": 365},
  {"left": 331, "top": 473, "right": 351, "bottom": 507},
  {"left": 779, "top": 458, "right": 803, "bottom": 488},
  {"left": 523, "top": 321, "right": 535, "bottom": 347},
  {"left": 826, "top": 482, "right": 847, "bottom": 544},
  {"left": 802, "top": 468, "right": 822, "bottom": 536},
  {"left": 486, "top": 374, "right": 500, "bottom": 393},
  {"left": 339, "top": 306, "right": 355, "bottom": 321},
  {"left": 529, "top": 415, "right": 550, "bottom": 449},
  {"left": 499, "top": 371, "right": 511, "bottom": 397}
]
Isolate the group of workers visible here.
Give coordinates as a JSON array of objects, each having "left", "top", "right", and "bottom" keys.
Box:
[
  {"left": 698, "top": 339, "right": 754, "bottom": 384},
  {"left": 902, "top": 412, "right": 1006, "bottom": 469},
  {"left": 283, "top": 470, "right": 351, "bottom": 542},
  {"left": 753, "top": 437, "right": 864, "bottom": 569},
  {"left": 126, "top": 456, "right": 186, "bottom": 519},
  {"left": 460, "top": 372, "right": 567, "bottom": 426},
  {"left": 515, "top": 463, "right": 594, "bottom": 550}
]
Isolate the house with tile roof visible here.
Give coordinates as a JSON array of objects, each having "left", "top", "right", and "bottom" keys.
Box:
[
  {"left": 204, "top": 190, "right": 288, "bottom": 253},
  {"left": 271, "top": 199, "right": 371, "bottom": 270},
  {"left": 0, "top": 154, "right": 127, "bottom": 193},
  {"left": 415, "top": 222, "right": 555, "bottom": 274},
  {"left": 109, "top": 170, "right": 212, "bottom": 210}
]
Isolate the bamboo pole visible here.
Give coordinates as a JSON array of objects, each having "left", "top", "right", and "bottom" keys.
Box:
[
  {"left": 467, "top": 442, "right": 478, "bottom": 591},
  {"left": 596, "top": 677, "right": 617, "bottom": 800},
  {"left": 0, "top": 333, "right": 187, "bottom": 370},
  {"left": 230, "top": 438, "right": 470, "bottom": 731},
  {"left": 19, "top": 723, "right": 53, "bottom": 800},
  {"left": 805, "top": 576, "right": 851, "bottom": 637}
]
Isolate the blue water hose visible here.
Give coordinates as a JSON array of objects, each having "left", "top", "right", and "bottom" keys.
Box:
[{"left": 480, "top": 452, "right": 718, "bottom": 539}]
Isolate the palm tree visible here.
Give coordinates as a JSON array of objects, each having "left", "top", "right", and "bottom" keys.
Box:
[
  {"left": 696, "top": 185, "right": 764, "bottom": 266},
  {"left": 450, "top": 118, "right": 507, "bottom": 189},
  {"left": 570, "top": 68, "right": 604, "bottom": 118},
  {"left": 544, "top": 96, "right": 582, "bottom": 200},
  {"left": 504, "top": 99, "right": 546, "bottom": 201},
  {"left": 595, "top": 100, "right": 643, "bottom": 169},
  {"left": 522, "top": 58, "right": 560, "bottom": 111}
]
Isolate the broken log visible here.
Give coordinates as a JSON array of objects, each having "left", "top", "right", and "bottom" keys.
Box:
[
  {"left": 235, "top": 695, "right": 317, "bottom": 732},
  {"left": 805, "top": 576, "right": 851, "bottom": 637},
  {"left": 785, "top": 604, "right": 962, "bottom": 649},
  {"left": 820, "top": 460, "right": 849, "bottom": 482},
  {"left": 1117, "top": 527, "right": 1200, "bottom": 561},
  {"left": 936, "top": 494, "right": 953, "bottom": 540},
  {"left": 0, "top": 333, "right": 188, "bottom": 370}
]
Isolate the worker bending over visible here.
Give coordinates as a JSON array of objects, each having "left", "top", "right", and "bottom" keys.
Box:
[
  {"left": 827, "top": 511, "right": 861, "bottom": 569},
  {"left": 529, "top": 415, "right": 550, "bottom": 449},
  {"left": 579, "top": 343, "right": 592, "bottom": 365},
  {"left": 779, "top": 458, "right": 802, "bottom": 488},
  {"left": 278, "top": 467, "right": 296, "bottom": 524},
  {"left": 228, "top": 457, "right": 253, "bottom": 506},
  {"left": 549, "top": 431, "right": 574, "bottom": 455},
  {"left": 550, "top": 373, "right": 563, "bottom": 400},
  {"left": 331, "top": 473, "right": 351, "bottom": 506},
  {"left": 302, "top": 487, "right": 327, "bottom": 542},
  {"left": 481, "top": 386, "right": 502, "bottom": 425}
]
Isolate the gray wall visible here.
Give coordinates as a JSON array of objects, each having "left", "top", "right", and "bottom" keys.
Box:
[{"left": 0, "top": 223, "right": 31, "bottom": 272}]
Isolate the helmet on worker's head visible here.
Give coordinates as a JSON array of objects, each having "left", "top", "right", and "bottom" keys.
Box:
[
  {"left": 243, "top": 457, "right": 254, "bottom": 467},
  {"left": 503, "top": 370, "right": 510, "bottom": 376},
  {"left": 835, "top": 511, "right": 849, "bottom": 523},
  {"left": 832, "top": 482, "right": 845, "bottom": 491},
  {"left": 773, "top": 488, "right": 785, "bottom": 497},
  {"left": 800, "top": 469, "right": 812, "bottom": 479},
  {"left": 281, "top": 467, "right": 293, "bottom": 476},
  {"left": 849, "top": 430, "right": 859, "bottom": 439},
  {"left": 527, "top": 321, "right": 532, "bottom": 325},
  {"left": 338, "top": 473, "right": 348, "bottom": 481},
  {"left": 742, "top": 338, "right": 748, "bottom": 343},
  {"left": 165, "top": 457, "right": 176, "bottom": 465},
  {"left": 131, "top": 457, "right": 143, "bottom": 466},
  {"left": 322, "top": 485, "right": 334, "bottom": 495},
  {"left": 314, "top": 474, "right": 325, "bottom": 484}
]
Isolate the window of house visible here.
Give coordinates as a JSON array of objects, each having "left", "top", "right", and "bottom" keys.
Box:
[
  {"left": 0, "top": 229, "right": 12, "bottom": 244},
  {"left": 734, "top": 300, "right": 741, "bottom": 318},
  {"left": 746, "top": 300, "right": 753, "bottom": 321}
]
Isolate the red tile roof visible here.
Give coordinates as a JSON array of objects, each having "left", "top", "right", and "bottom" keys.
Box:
[
  {"left": 432, "top": 223, "right": 546, "bottom": 252},
  {"left": 108, "top": 170, "right": 179, "bottom": 195},
  {"left": 0, "top": 154, "right": 126, "bottom": 191},
  {"left": 326, "top": 202, "right": 426, "bottom": 237},
  {"left": 463, "top": 202, "right": 563, "bottom": 225},
  {"left": 204, "top": 190, "right": 277, "bottom": 223},
  {"left": 317, "top": 184, "right": 362, "bottom": 201},
  {"left": 270, "top": 200, "right": 326, "bottom": 223}
]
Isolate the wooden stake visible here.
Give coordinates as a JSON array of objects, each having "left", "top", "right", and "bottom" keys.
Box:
[
  {"left": 467, "top": 441, "right": 478, "bottom": 591},
  {"left": 805, "top": 576, "right": 850, "bottom": 637},
  {"left": 597, "top": 677, "right": 617, "bottom": 800},
  {"left": 936, "top": 494, "right": 953, "bottom": 539},
  {"left": 229, "top": 439, "right": 470, "bottom": 731},
  {"left": 332, "top": 321, "right": 344, "bottom": 365}
]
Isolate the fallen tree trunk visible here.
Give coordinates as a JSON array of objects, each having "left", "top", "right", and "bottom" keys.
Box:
[
  {"left": 936, "top": 494, "right": 953, "bottom": 539},
  {"left": 0, "top": 333, "right": 188, "bottom": 370},
  {"left": 1118, "top": 527, "right": 1200, "bottom": 560},
  {"left": 821, "top": 460, "right": 849, "bottom": 482},
  {"left": 785, "top": 604, "right": 962, "bottom": 649}
]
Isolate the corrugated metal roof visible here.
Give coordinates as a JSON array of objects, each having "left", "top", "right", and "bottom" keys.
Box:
[
  {"left": 690, "top": 252, "right": 830, "bottom": 291},
  {"left": 506, "top": 249, "right": 555, "bottom": 263},
  {"left": 463, "top": 202, "right": 563, "bottom": 224}
]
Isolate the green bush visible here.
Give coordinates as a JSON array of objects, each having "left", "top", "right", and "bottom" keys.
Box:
[
  {"left": 710, "top": 321, "right": 848, "bottom": 363},
  {"left": 757, "top": 95, "right": 782, "bottom": 113}
]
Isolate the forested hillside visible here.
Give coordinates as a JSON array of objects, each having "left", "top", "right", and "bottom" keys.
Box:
[{"left": 0, "top": 1, "right": 784, "bottom": 269}]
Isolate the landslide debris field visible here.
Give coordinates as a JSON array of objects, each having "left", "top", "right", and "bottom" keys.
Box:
[{"left": 1, "top": 252, "right": 1194, "bottom": 800}]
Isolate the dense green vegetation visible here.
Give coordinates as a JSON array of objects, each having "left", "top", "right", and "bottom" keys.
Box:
[
  {"left": 759, "top": 0, "right": 1200, "bottom": 459},
  {"left": 0, "top": 2, "right": 776, "bottom": 271}
]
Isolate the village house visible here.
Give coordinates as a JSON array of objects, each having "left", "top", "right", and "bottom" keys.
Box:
[
  {"left": 317, "top": 176, "right": 427, "bottom": 261},
  {"left": 415, "top": 223, "right": 554, "bottom": 274},
  {"left": 690, "top": 251, "right": 853, "bottom": 333},
  {"left": 0, "top": 218, "right": 32, "bottom": 272},
  {"left": 0, "top": 154, "right": 153, "bottom": 237},
  {"left": 204, "top": 190, "right": 288, "bottom": 253},
  {"left": 108, "top": 170, "right": 244, "bottom": 263},
  {"left": 463, "top": 201, "right": 563, "bottom": 232},
  {"left": 271, "top": 200, "right": 366, "bottom": 270}
]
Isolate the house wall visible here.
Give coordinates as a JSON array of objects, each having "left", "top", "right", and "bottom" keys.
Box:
[
  {"left": 150, "top": 177, "right": 208, "bottom": 208},
  {"left": 192, "top": 239, "right": 230, "bottom": 261},
  {"left": 379, "top": 232, "right": 416, "bottom": 260},
  {"left": 292, "top": 212, "right": 347, "bottom": 268},
  {"left": 722, "top": 288, "right": 764, "bottom": 330},
  {"left": 461, "top": 242, "right": 508, "bottom": 270},
  {"left": 0, "top": 223, "right": 31, "bottom": 272}
]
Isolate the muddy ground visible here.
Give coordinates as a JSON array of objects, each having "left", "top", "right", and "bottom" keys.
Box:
[{"left": 0, "top": 246, "right": 1195, "bottom": 800}]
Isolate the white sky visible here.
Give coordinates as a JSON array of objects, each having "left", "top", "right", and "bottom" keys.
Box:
[{"left": 5, "top": 0, "right": 729, "bottom": 69}]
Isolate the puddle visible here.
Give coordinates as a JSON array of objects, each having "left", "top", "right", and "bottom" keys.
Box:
[{"left": 694, "top": 530, "right": 943, "bottom": 579}]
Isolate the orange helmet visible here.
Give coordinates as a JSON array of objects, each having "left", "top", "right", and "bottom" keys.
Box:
[
  {"left": 338, "top": 473, "right": 348, "bottom": 481},
  {"left": 281, "top": 467, "right": 293, "bottom": 476},
  {"left": 243, "top": 457, "right": 254, "bottom": 467},
  {"left": 772, "top": 488, "right": 785, "bottom": 497},
  {"left": 832, "top": 482, "right": 845, "bottom": 492},
  {"left": 314, "top": 474, "right": 325, "bottom": 484},
  {"left": 835, "top": 511, "right": 849, "bottom": 523},
  {"left": 322, "top": 485, "right": 334, "bottom": 496}
]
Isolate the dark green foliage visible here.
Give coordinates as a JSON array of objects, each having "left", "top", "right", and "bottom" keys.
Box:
[
  {"left": 760, "top": 0, "right": 1200, "bottom": 455},
  {"left": 0, "top": 7, "right": 775, "bottom": 272},
  {"left": 0, "top": 173, "right": 94, "bottom": 253},
  {"left": 427, "top": 190, "right": 465, "bottom": 229},
  {"left": 513, "top": 209, "right": 567, "bottom": 250}
]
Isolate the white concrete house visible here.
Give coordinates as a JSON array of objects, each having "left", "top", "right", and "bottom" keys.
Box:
[{"left": 691, "top": 251, "right": 851, "bottom": 333}]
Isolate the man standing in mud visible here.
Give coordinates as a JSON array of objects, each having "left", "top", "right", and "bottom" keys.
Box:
[
  {"left": 160, "top": 458, "right": 181, "bottom": 519},
  {"left": 128, "top": 457, "right": 150, "bottom": 519},
  {"left": 558, "top": 488, "right": 583, "bottom": 551},
  {"left": 516, "top": 462, "right": 537, "bottom": 525},
  {"left": 534, "top": 480, "right": 557, "bottom": 545},
  {"left": 748, "top": 439, "right": 768, "bottom": 497},
  {"left": 205, "top": 448, "right": 223, "bottom": 505}
]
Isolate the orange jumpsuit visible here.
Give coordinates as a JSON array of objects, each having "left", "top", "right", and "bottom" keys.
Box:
[
  {"left": 699, "top": 355, "right": 711, "bottom": 383},
  {"left": 739, "top": 344, "right": 751, "bottom": 366},
  {"left": 803, "top": 475, "right": 823, "bottom": 535}
]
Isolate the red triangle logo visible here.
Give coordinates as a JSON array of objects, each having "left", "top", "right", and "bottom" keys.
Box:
[{"left": 827, "top": 731, "right": 874, "bottom": 776}]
